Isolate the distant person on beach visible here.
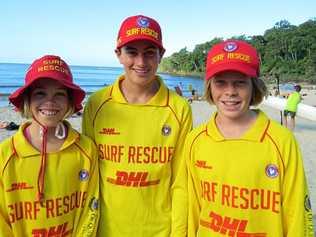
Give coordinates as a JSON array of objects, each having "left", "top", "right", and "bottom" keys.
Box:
[
  {"left": 174, "top": 85, "right": 183, "bottom": 96},
  {"left": 188, "top": 88, "right": 199, "bottom": 103},
  {"left": 175, "top": 40, "right": 314, "bottom": 236},
  {"left": 0, "top": 55, "right": 99, "bottom": 236},
  {"left": 174, "top": 81, "right": 184, "bottom": 96},
  {"left": 82, "top": 14, "right": 192, "bottom": 236},
  {"left": 283, "top": 84, "right": 302, "bottom": 130},
  {"left": 178, "top": 82, "right": 184, "bottom": 91}
]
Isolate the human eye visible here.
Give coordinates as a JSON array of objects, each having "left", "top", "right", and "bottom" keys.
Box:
[
  {"left": 124, "top": 48, "right": 138, "bottom": 57},
  {"left": 144, "top": 49, "right": 157, "bottom": 58},
  {"left": 235, "top": 80, "right": 248, "bottom": 87},
  {"left": 213, "top": 79, "right": 225, "bottom": 87},
  {"left": 55, "top": 90, "right": 68, "bottom": 98},
  {"left": 32, "top": 89, "right": 46, "bottom": 98}
]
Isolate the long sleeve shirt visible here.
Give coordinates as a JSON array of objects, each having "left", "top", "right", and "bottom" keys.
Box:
[{"left": 82, "top": 75, "right": 192, "bottom": 237}]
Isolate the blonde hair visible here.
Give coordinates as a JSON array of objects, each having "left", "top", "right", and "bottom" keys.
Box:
[
  {"left": 204, "top": 77, "right": 268, "bottom": 106},
  {"left": 19, "top": 90, "right": 75, "bottom": 120}
]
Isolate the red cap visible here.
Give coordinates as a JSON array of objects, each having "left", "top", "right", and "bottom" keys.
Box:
[
  {"left": 205, "top": 40, "right": 260, "bottom": 80},
  {"left": 9, "top": 55, "right": 85, "bottom": 112},
  {"left": 117, "top": 15, "right": 165, "bottom": 52}
]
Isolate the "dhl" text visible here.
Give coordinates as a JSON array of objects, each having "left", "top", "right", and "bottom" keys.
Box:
[{"left": 107, "top": 171, "right": 160, "bottom": 187}]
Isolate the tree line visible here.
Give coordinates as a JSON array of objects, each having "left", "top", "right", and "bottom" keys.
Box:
[{"left": 159, "top": 19, "right": 316, "bottom": 84}]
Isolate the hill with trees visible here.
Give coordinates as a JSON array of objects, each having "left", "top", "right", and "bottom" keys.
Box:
[{"left": 159, "top": 19, "right": 316, "bottom": 84}]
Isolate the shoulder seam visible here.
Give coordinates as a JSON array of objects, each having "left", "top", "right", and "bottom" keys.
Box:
[
  {"left": 92, "top": 97, "right": 112, "bottom": 128},
  {"left": 2, "top": 137, "right": 17, "bottom": 177},
  {"left": 189, "top": 128, "right": 207, "bottom": 162},
  {"left": 265, "top": 132, "right": 285, "bottom": 173}
]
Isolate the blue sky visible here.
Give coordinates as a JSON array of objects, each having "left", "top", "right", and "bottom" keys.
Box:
[{"left": 0, "top": 0, "right": 315, "bottom": 66}]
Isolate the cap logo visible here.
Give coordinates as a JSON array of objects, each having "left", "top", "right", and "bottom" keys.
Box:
[
  {"left": 265, "top": 164, "right": 279, "bottom": 178},
  {"left": 137, "top": 16, "right": 150, "bottom": 28},
  {"left": 224, "top": 42, "right": 238, "bottom": 52},
  {"left": 210, "top": 54, "right": 225, "bottom": 64},
  {"left": 125, "top": 27, "right": 159, "bottom": 40},
  {"left": 36, "top": 59, "right": 70, "bottom": 76}
]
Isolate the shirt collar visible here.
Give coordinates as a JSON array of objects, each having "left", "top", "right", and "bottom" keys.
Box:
[
  {"left": 12, "top": 121, "right": 80, "bottom": 158},
  {"left": 206, "top": 110, "right": 270, "bottom": 142},
  {"left": 111, "top": 74, "right": 169, "bottom": 106}
]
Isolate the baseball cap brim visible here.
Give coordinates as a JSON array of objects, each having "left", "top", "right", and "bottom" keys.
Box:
[
  {"left": 117, "top": 36, "right": 165, "bottom": 53},
  {"left": 206, "top": 62, "right": 258, "bottom": 80}
]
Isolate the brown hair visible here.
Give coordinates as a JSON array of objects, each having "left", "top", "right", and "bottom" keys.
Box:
[{"left": 204, "top": 77, "right": 268, "bottom": 106}]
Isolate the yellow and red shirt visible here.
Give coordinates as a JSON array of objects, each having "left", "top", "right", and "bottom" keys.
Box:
[
  {"left": 285, "top": 91, "right": 301, "bottom": 112},
  {"left": 82, "top": 75, "right": 192, "bottom": 237},
  {"left": 181, "top": 110, "right": 314, "bottom": 236},
  {"left": 0, "top": 122, "right": 99, "bottom": 237}
]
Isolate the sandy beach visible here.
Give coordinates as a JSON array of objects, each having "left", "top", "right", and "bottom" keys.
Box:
[{"left": 0, "top": 92, "right": 316, "bottom": 230}]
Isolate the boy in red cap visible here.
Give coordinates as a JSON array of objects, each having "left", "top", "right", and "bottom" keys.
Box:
[
  {"left": 82, "top": 15, "right": 192, "bottom": 236},
  {"left": 0, "top": 55, "right": 99, "bottom": 236},
  {"left": 175, "top": 40, "right": 314, "bottom": 236}
]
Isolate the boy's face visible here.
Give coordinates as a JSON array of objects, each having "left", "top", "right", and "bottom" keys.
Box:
[
  {"left": 210, "top": 71, "right": 253, "bottom": 121},
  {"left": 116, "top": 40, "right": 162, "bottom": 87}
]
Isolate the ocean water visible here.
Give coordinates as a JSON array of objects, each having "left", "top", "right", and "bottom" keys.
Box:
[{"left": 0, "top": 63, "right": 204, "bottom": 107}]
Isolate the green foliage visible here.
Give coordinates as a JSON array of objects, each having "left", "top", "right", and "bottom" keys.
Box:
[{"left": 159, "top": 19, "right": 316, "bottom": 84}]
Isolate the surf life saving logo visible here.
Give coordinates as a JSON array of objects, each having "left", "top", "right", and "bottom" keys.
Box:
[
  {"left": 79, "top": 169, "right": 89, "bottom": 181},
  {"left": 161, "top": 124, "right": 171, "bottom": 136},
  {"left": 265, "top": 164, "right": 279, "bottom": 178},
  {"left": 137, "top": 16, "right": 150, "bottom": 28},
  {"left": 223, "top": 41, "right": 238, "bottom": 52}
]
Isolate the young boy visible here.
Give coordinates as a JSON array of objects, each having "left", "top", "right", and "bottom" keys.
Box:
[
  {"left": 82, "top": 15, "right": 192, "bottom": 236},
  {"left": 284, "top": 84, "right": 302, "bottom": 130},
  {"left": 179, "top": 40, "right": 314, "bottom": 236}
]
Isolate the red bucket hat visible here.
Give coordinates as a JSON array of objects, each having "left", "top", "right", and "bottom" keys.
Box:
[
  {"left": 9, "top": 55, "right": 85, "bottom": 112},
  {"left": 116, "top": 15, "right": 165, "bottom": 53},
  {"left": 205, "top": 40, "right": 260, "bottom": 80}
]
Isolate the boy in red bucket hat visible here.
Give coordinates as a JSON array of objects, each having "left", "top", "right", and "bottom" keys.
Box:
[
  {"left": 176, "top": 40, "right": 314, "bottom": 236},
  {"left": 82, "top": 15, "right": 192, "bottom": 236},
  {"left": 0, "top": 55, "right": 99, "bottom": 236}
]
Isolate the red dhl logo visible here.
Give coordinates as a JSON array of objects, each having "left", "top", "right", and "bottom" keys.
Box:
[
  {"left": 32, "top": 222, "right": 72, "bottom": 237},
  {"left": 6, "top": 182, "right": 33, "bottom": 192},
  {"left": 195, "top": 160, "right": 213, "bottom": 169},
  {"left": 107, "top": 171, "right": 160, "bottom": 187},
  {"left": 99, "top": 128, "right": 120, "bottom": 135},
  {"left": 200, "top": 211, "right": 266, "bottom": 236}
]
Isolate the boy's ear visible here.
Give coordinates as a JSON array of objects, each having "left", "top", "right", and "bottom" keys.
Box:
[
  {"left": 159, "top": 49, "right": 165, "bottom": 59},
  {"left": 115, "top": 49, "right": 124, "bottom": 65},
  {"left": 115, "top": 48, "right": 121, "bottom": 56}
]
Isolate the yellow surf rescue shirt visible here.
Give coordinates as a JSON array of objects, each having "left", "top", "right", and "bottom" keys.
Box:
[
  {"left": 181, "top": 110, "right": 314, "bottom": 237},
  {"left": 0, "top": 122, "right": 99, "bottom": 236},
  {"left": 82, "top": 75, "right": 192, "bottom": 237}
]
